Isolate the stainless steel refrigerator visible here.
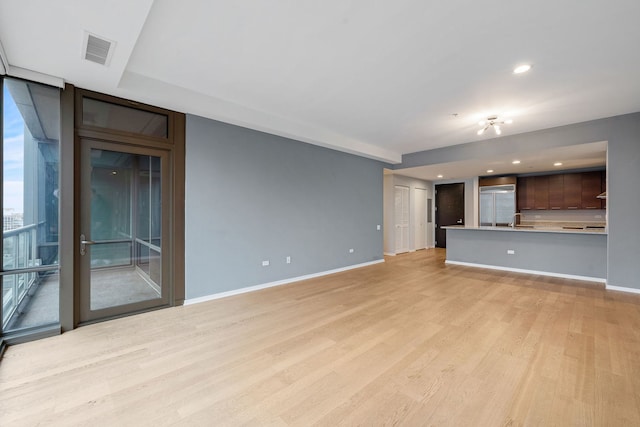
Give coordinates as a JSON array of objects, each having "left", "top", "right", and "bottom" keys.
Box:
[{"left": 480, "top": 184, "right": 516, "bottom": 226}]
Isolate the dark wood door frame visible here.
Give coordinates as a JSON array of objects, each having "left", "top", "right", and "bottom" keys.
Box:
[{"left": 63, "top": 87, "right": 185, "bottom": 330}]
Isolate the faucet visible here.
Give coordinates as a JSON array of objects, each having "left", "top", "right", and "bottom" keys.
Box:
[{"left": 510, "top": 212, "right": 522, "bottom": 228}]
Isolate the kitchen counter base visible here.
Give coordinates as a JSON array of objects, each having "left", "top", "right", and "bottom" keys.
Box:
[
  {"left": 445, "top": 227, "right": 607, "bottom": 281},
  {"left": 445, "top": 260, "right": 606, "bottom": 284}
]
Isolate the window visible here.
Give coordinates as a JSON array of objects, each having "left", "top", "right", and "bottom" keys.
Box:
[
  {"left": 2, "top": 77, "right": 60, "bottom": 334},
  {"left": 82, "top": 97, "right": 168, "bottom": 138}
]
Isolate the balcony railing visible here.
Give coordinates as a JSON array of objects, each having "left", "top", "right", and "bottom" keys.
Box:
[{"left": 2, "top": 224, "right": 39, "bottom": 327}]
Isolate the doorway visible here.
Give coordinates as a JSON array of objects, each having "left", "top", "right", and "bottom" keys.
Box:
[
  {"left": 79, "top": 140, "right": 170, "bottom": 322},
  {"left": 73, "top": 89, "right": 184, "bottom": 326},
  {"left": 435, "top": 183, "right": 465, "bottom": 248}
]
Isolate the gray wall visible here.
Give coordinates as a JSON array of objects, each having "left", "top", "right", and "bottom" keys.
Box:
[
  {"left": 185, "top": 115, "right": 385, "bottom": 299},
  {"left": 446, "top": 228, "right": 607, "bottom": 279},
  {"left": 398, "top": 112, "right": 640, "bottom": 290}
]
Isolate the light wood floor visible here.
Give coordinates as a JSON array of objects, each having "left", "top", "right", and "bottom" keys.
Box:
[{"left": 2, "top": 249, "right": 640, "bottom": 426}]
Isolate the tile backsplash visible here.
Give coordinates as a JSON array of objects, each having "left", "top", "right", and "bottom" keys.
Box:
[{"left": 521, "top": 209, "right": 606, "bottom": 226}]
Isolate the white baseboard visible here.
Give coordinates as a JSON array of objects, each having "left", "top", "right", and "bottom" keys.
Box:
[
  {"left": 384, "top": 248, "right": 434, "bottom": 257},
  {"left": 184, "top": 259, "right": 385, "bottom": 306},
  {"left": 444, "top": 260, "right": 606, "bottom": 284},
  {"left": 606, "top": 285, "right": 640, "bottom": 295}
]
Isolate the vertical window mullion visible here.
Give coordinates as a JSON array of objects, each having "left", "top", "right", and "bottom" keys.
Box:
[
  {"left": 0, "top": 76, "right": 4, "bottom": 333},
  {"left": 149, "top": 156, "right": 152, "bottom": 251}
]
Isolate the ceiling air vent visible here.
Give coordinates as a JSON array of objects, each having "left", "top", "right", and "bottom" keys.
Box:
[{"left": 82, "top": 32, "right": 115, "bottom": 66}]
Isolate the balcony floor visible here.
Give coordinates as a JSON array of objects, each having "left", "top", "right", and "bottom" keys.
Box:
[
  {"left": 7, "top": 273, "right": 59, "bottom": 331},
  {"left": 90, "top": 267, "right": 160, "bottom": 310},
  {"left": 7, "top": 267, "right": 160, "bottom": 331}
]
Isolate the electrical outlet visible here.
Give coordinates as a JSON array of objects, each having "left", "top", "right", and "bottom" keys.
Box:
[
  {"left": 376, "top": 224, "right": 381, "bottom": 230},
  {"left": 286, "top": 256, "right": 291, "bottom": 264},
  {"left": 262, "top": 260, "right": 270, "bottom": 266},
  {"left": 507, "top": 249, "right": 515, "bottom": 255},
  {"left": 349, "top": 248, "right": 354, "bottom": 253}
]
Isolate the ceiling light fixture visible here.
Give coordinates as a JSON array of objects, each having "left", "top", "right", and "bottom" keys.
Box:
[
  {"left": 487, "top": 169, "right": 494, "bottom": 173},
  {"left": 512, "top": 160, "right": 521, "bottom": 164},
  {"left": 554, "top": 162, "right": 563, "bottom": 166},
  {"left": 437, "top": 174, "right": 443, "bottom": 178},
  {"left": 513, "top": 64, "right": 532, "bottom": 74},
  {"left": 477, "top": 116, "right": 512, "bottom": 136}
]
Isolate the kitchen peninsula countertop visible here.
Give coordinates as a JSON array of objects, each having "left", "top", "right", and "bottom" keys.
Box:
[{"left": 442, "top": 225, "right": 607, "bottom": 235}]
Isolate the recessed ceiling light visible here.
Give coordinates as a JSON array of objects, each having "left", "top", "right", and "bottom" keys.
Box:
[
  {"left": 512, "top": 160, "right": 521, "bottom": 164},
  {"left": 437, "top": 174, "right": 443, "bottom": 178},
  {"left": 554, "top": 162, "right": 563, "bottom": 166},
  {"left": 487, "top": 169, "right": 494, "bottom": 173},
  {"left": 513, "top": 64, "right": 532, "bottom": 74}
]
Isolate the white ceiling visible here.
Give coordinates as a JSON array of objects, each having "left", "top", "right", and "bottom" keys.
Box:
[{"left": 1, "top": 1, "right": 639, "bottom": 164}]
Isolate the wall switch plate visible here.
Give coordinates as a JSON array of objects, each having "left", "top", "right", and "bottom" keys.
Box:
[
  {"left": 507, "top": 249, "right": 515, "bottom": 255},
  {"left": 349, "top": 248, "right": 354, "bottom": 253},
  {"left": 376, "top": 225, "right": 381, "bottom": 230},
  {"left": 262, "top": 260, "right": 270, "bottom": 266},
  {"left": 286, "top": 256, "right": 291, "bottom": 264}
]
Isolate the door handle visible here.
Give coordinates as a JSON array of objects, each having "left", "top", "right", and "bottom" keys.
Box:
[{"left": 80, "top": 234, "right": 96, "bottom": 256}]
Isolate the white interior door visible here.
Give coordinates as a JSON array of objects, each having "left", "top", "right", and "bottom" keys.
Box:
[
  {"left": 394, "top": 186, "right": 410, "bottom": 253},
  {"left": 414, "top": 188, "right": 427, "bottom": 250}
]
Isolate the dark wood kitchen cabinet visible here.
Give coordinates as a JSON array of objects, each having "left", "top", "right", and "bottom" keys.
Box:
[
  {"left": 601, "top": 170, "right": 607, "bottom": 209},
  {"left": 563, "top": 173, "right": 582, "bottom": 209},
  {"left": 516, "top": 170, "right": 606, "bottom": 212},
  {"left": 548, "top": 174, "right": 564, "bottom": 209},
  {"left": 581, "top": 171, "right": 603, "bottom": 209},
  {"left": 533, "top": 176, "right": 549, "bottom": 209},
  {"left": 517, "top": 176, "right": 535, "bottom": 210}
]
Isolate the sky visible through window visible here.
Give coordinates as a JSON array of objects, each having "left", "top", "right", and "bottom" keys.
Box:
[{"left": 3, "top": 81, "right": 24, "bottom": 215}]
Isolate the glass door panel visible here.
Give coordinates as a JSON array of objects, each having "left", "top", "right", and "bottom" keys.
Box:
[
  {"left": 80, "top": 140, "right": 169, "bottom": 322},
  {"left": 2, "top": 77, "right": 61, "bottom": 333}
]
